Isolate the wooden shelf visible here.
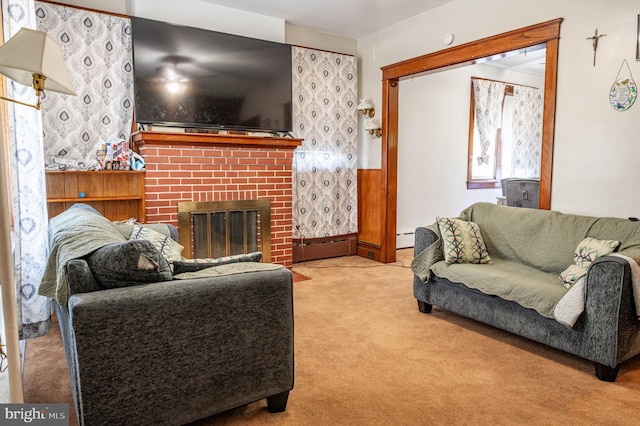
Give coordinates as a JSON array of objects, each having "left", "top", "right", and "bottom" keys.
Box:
[
  {"left": 46, "top": 170, "right": 146, "bottom": 222},
  {"left": 132, "top": 130, "right": 303, "bottom": 149}
]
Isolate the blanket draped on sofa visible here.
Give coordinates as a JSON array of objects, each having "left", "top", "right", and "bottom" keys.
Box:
[{"left": 411, "top": 203, "right": 640, "bottom": 325}]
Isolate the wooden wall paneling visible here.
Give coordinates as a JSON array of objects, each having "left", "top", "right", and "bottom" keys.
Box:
[
  {"left": 84, "top": 173, "right": 104, "bottom": 198},
  {"left": 357, "top": 169, "right": 383, "bottom": 260},
  {"left": 45, "top": 173, "right": 65, "bottom": 198},
  {"left": 45, "top": 171, "right": 146, "bottom": 222},
  {"left": 63, "top": 173, "right": 78, "bottom": 198}
]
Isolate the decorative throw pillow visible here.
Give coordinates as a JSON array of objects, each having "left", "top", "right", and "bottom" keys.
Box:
[
  {"left": 172, "top": 252, "right": 263, "bottom": 275},
  {"left": 437, "top": 217, "right": 492, "bottom": 265},
  {"left": 86, "top": 240, "right": 172, "bottom": 289},
  {"left": 129, "top": 225, "right": 184, "bottom": 263},
  {"left": 559, "top": 237, "right": 620, "bottom": 288},
  {"left": 65, "top": 259, "right": 101, "bottom": 295}
]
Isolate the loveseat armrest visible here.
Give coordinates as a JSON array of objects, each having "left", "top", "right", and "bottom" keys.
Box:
[
  {"left": 65, "top": 267, "right": 294, "bottom": 426},
  {"left": 414, "top": 226, "right": 438, "bottom": 257},
  {"left": 583, "top": 256, "right": 640, "bottom": 369}
]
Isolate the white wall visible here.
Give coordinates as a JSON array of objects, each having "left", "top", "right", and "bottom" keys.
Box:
[
  {"left": 358, "top": 0, "right": 640, "bottom": 231},
  {"left": 50, "top": 0, "right": 356, "bottom": 53},
  {"left": 396, "top": 64, "right": 545, "bottom": 239}
]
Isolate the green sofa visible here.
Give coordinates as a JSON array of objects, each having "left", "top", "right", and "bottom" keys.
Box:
[{"left": 412, "top": 202, "right": 640, "bottom": 381}]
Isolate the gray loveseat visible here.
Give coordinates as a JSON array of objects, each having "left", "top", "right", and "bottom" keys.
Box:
[
  {"left": 39, "top": 204, "right": 294, "bottom": 425},
  {"left": 412, "top": 202, "right": 640, "bottom": 381}
]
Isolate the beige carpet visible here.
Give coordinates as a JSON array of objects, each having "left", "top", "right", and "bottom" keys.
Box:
[{"left": 24, "top": 249, "right": 640, "bottom": 425}]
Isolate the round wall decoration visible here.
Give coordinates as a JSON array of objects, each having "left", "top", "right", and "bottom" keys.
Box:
[
  {"left": 609, "top": 59, "right": 637, "bottom": 111},
  {"left": 609, "top": 78, "right": 637, "bottom": 111}
]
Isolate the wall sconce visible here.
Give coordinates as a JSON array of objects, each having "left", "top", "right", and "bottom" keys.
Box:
[
  {"left": 0, "top": 27, "right": 76, "bottom": 109},
  {"left": 365, "top": 118, "right": 382, "bottom": 138},
  {"left": 357, "top": 98, "right": 375, "bottom": 118}
]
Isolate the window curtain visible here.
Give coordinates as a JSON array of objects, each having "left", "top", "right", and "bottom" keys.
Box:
[
  {"left": 2, "top": 0, "right": 51, "bottom": 339},
  {"left": 511, "top": 85, "right": 543, "bottom": 177},
  {"left": 34, "top": 1, "right": 134, "bottom": 169},
  {"left": 472, "top": 78, "right": 506, "bottom": 167},
  {"left": 291, "top": 47, "right": 358, "bottom": 239}
]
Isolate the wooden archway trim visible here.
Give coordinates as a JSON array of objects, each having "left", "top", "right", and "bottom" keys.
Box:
[{"left": 361, "top": 18, "right": 562, "bottom": 263}]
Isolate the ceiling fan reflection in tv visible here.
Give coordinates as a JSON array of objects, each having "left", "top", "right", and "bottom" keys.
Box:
[{"left": 131, "top": 17, "right": 293, "bottom": 134}]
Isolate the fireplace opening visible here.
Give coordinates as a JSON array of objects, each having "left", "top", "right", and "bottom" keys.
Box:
[{"left": 178, "top": 200, "right": 271, "bottom": 261}]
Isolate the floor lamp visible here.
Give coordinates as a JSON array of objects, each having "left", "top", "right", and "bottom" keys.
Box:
[{"left": 0, "top": 27, "right": 75, "bottom": 403}]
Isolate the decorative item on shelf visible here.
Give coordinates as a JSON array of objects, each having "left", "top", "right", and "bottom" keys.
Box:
[
  {"left": 0, "top": 27, "right": 76, "bottom": 109},
  {"left": 357, "top": 98, "right": 375, "bottom": 118},
  {"left": 609, "top": 59, "right": 637, "bottom": 111},
  {"left": 98, "top": 139, "right": 134, "bottom": 170},
  {"left": 365, "top": 118, "right": 382, "bottom": 138}
]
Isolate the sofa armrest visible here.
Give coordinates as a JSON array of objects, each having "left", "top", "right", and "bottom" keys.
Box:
[
  {"left": 583, "top": 256, "right": 640, "bottom": 366},
  {"left": 65, "top": 267, "right": 294, "bottom": 425},
  {"left": 414, "top": 226, "right": 437, "bottom": 257}
]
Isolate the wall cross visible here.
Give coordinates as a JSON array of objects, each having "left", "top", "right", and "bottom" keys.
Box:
[{"left": 586, "top": 29, "right": 606, "bottom": 66}]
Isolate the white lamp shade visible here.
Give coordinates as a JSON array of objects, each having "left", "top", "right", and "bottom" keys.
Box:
[
  {"left": 0, "top": 27, "right": 76, "bottom": 95},
  {"left": 365, "top": 118, "right": 381, "bottom": 130},
  {"left": 357, "top": 98, "right": 373, "bottom": 111}
]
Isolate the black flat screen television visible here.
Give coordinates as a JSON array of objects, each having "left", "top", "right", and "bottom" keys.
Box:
[{"left": 131, "top": 17, "right": 292, "bottom": 133}]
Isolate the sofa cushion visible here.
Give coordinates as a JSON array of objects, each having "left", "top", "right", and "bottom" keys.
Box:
[
  {"left": 460, "top": 203, "right": 601, "bottom": 273},
  {"left": 129, "top": 224, "right": 184, "bottom": 262},
  {"left": 65, "top": 259, "right": 101, "bottom": 295},
  {"left": 437, "top": 217, "right": 492, "bottom": 265},
  {"left": 430, "top": 257, "right": 567, "bottom": 318},
  {"left": 559, "top": 237, "right": 620, "bottom": 288},
  {"left": 86, "top": 240, "right": 172, "bottom": 289},
  {"left": 172, "top": 252, "right": 263, "bottom": 275}
]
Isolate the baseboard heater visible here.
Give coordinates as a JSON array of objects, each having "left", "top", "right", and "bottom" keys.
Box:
[{"left": 293, "top": 233, "right": 357, "bottom": 263}]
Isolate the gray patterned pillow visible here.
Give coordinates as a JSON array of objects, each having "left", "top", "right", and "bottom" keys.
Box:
[
  {"left": 129, "top": 224, "right": 184, "bottom": 262},
  {"left": 87, "top": 240, "right": 172, "bottom": 289},
  {"left": 559, "top": 237, "right": 620, "bottom": 288},
  {"left": 172, "top": 252, "right": 263, "bottom": 275},
  {"left": 437, "top": 217, "right": 492, "bottom": 265},
  {"left": 65, "top": 259, "right": 101, "bottom": 295}
]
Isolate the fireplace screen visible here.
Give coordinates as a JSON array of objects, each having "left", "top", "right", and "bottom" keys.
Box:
[{"left": 177, "top": 200, "right": 271, "bottom": 261}]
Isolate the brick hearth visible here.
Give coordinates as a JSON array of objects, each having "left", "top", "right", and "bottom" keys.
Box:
[{"left": 133, "top": 131, "right": 302, "bottom": 268}]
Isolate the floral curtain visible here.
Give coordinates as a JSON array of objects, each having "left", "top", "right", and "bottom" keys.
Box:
[
  {"left": 2, "top": 0, "right": 50, "bottom": 339},
  {"left": 291, "top": 47, "right": 358, "bottom": 239},
  {"left": 511, "top": 85, "right": 543, "bottom": 177},
  {"left": 472, "top": 78, "right": 506, "bottom": 168},
  {"left": 35, "top": 1, "right": 134, "bottom": 169}
]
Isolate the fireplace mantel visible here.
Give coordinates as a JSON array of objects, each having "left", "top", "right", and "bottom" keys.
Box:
[{"left": 132, "top": 131, "right": 302, "bottom": 149}]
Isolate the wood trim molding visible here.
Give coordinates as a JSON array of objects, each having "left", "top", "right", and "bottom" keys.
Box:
[
  {"left": 132, "top": 131, "right": 303, "bottom": 150},
  {"left": 382, "top": 19, "right": 563, "bottom": 80},
  {"left": 367, "top": 18, "right": 563, "bottom": 263}
]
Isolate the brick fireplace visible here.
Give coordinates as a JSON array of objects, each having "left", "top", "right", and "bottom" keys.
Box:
[{"left": 132, "top": 131, "right": 302, "bottom": 268}]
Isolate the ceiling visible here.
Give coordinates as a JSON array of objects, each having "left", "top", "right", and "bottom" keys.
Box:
[{"left": 198, "top": 0, "right": 453, "bottom": 38}]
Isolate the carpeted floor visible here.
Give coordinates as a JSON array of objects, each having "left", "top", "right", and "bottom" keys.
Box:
[{"left": 24, "top": 249, "right": 640, "bottom": 425}]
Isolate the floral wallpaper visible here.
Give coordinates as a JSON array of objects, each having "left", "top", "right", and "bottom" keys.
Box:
[
  {"left": 291, "top": 47, "right": 358, "bottom": 239},
  {"left": 35, "top": 1, "right": 134, "bottom": 169}
]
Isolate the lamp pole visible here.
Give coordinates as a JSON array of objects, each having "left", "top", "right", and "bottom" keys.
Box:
[{"left": 0, "top": 123, "right": 24, "bottom": 403}]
